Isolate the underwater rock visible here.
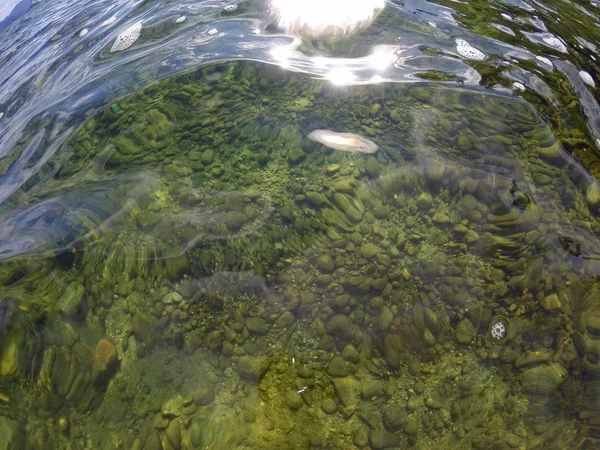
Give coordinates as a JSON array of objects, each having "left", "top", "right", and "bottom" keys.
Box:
[
  {"left": 245, "top": 317, "right": 269, "bottom": 335},
  {"left": 361, "top": 243, "right": 383, "bottom": 259},
  {"left": 377, "top": 307, "right": 393, "bottom": 331},
  {"left": 235, "top": 356, "right": 269, "bottom": 381},
  {"left": 92, "top": 337, "right": 118, "bottom": 383},
  {"left": 416, "top": 192, "right": 433, "bottom": 211},
  {"left": 321, "top": 398, "right": 337, "bottom": 414},
  {"left": 327, "top": 356, "right": 349, "bottom": 377},
  {"left": 353, "top": 426, "right": 369, "bottom": 447},
  {"left": 403, "top": 416, "right": 418, "bottom": 435},
  {"left": 0, "top": 416, "right": 21, "bottom": 450},
  {"left": 520, "top": 363, "right": 567, "bottom": 396},
  {"left": 190, "top": 421, "right": 202, "bottom": 446},
  {"left": 383, "top": 404, "right": 407, "bottom": 430},
  {"left": 162, "top": 395, "right": 185, "bottom": 418},
  {"left": 333, "top": 377, "right": 358, "bottom": 407},
  {"left": 541, "top": 293, "right": 561, "bottom": 312},
  {"left": 383, "top": 333, "right": 404, "bottom": 368},
  {"left": 586, "top": 309, "right": 600, "bottom": 335},
  {"left": 165, "top": 420, "right": 182, "bottom": 449},
  {"left": 308, "top": 130, "right": 378, "bottom": 154},
  {"left": 194, "top": 385, "right": 215, "bottom": 406},
  {"left": 0, "top": 299, "right": 16, "bottom": 336},
  {"left": 287, "top": 148, "right": 306, "bottom": 164},
  {"left": 455, "top": 319, "right": 476, "bottom": 343},
  {"left": 305, "top": 191, "right": 325, "bottom": 207},
  {"left": 361, "top": 379, "right": 383, "bottom": 398},
  {"left": 369, "top": 430, "right": 399, "bottom": 449},
  {"left": 586, "top": 183, "right": 600, "bottom": 207},
  {"left": 200, "top": 149, "right": 214, "bottom": 165},
  {"left": 285, "top": 391, "right": 304, "bottom": 410},
  {"left": 316, "top": 254, "right": 335, "bottom": 273},
  {"left": 365, "top": 158, "right": 382, "bottom": 178},
  {"left": 57, "top": 282, "right": 85, "bottom": 316},
  {"left": 326, "top": 315, "right": 356, "bottom": 341}
]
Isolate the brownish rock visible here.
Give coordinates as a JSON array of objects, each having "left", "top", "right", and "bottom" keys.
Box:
[{"left": 92, "top": 337, "right": 118, "bottom": 383}]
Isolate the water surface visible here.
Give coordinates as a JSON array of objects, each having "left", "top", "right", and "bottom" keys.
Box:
[{"left": 0, "top": 0, "right": 599, "bottom": 449}]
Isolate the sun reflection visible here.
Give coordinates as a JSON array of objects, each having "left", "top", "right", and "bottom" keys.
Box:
[
  {"left": 270, "top": 0, "right": 385, "bottom": 37},
  {"left": 327, "top": 67, "right": 356, "bottom": 85}
]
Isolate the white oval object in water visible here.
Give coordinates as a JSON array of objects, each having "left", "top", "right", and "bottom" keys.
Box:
[
  {"left": 110, "top": 21, "right": 142, "bottom": 53},
  {"left": 536, "top": 55, "right": 553, "bottom": 67},
  {"left": 579, "top": 70, "right": 595, "bottom": 87},
  {"left": 79, "top": 28, "right": 88, "bottom": 37},
  {"left": 175, "top": 16, "right": 186, "bottom": 24},
  {"left": 224, "top": 4, "right": 238, "bottom": 12},
  {"left": 455, "top": 38, "right": 486, "bottom": 61},
  {"left": 308, "top": 130, "right": 378, "bottom": 153},
  {"left": 208, "top": 28, "right": 218, "bottom": 35},
  {"left": 512, "top": 82, "right": 526, "bottom": 91},
  {"left": 101, "top": 15, "right": 117, "bottom": 27},
  {"left": 542, "top": 35, "right": 567, "bottom": 53}
]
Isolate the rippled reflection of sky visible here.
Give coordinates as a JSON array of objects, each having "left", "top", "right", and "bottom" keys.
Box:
[{"left": 0, "top": 0, "right": 23, "bottom": 22}]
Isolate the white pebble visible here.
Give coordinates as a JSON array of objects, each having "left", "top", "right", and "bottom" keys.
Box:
[
  {"left": 224, "top": 4, "right": 238, "bottom": 12},
  {"left": 542, "top": 35, "right": 567, "bottom": 53},
  {"left": 101, "top": 15, "right": 117, "bottom": 27},
  {"left": 512, "top": 82, "right": 526, "bottom": 91},
  {"left": 455, "top": 38, "right": 486, "bottom": 61},
  {"left": 535, "top": 55, "right": 553, "bottom": 67},
  {"left": 175, "top": 16, "right": 186, "bottom": 24},
  {"left": 0, "top": 112, "right": 4, "bottom": 120},
  {"left": 110, "top": 21, "right": 143, "bottom": 53},
  {"left": 579, "top": 70, "right": 596, "bottom": 87},
  {"left": 79, "top": 28, "right": 88, "bottom": 37},
  {"left": 208, "top": 28, "right": 218, "bottom": 35},
  {"left": 501, "top": 13, "right": 513, "bottom": 21}
]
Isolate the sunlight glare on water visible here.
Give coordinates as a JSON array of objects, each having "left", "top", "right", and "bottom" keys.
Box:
[{"left": 269, "top": 0, "right": 385, "bottom": 36}]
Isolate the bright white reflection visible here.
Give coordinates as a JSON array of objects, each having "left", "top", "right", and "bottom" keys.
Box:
[
  {"left": 368, "top": 47, "right": 397, "bottom": 70},
  {"left": 270, "top": 0, "right": 385, "bottom": 37},
  {"left": 269, "top": 42, "right": 399, "bottom": 86},
  {"left": 327, "top": 68, "right": 356, "bottom": 85}
]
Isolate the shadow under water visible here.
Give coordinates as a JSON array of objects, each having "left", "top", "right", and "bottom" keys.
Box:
[{"left": 1, "top": 60, "right": 600, "bottom": 449}]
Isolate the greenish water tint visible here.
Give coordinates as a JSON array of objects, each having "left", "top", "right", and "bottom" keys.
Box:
[{"left": 1, "top": 58, "right": 600, "bottom": 449}]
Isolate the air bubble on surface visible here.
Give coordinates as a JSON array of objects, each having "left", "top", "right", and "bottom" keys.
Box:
[
  {"left": 536, "top": 55, "right": 553, "bottom": 67},
  {"left": 455, "top": 38, "right": 486, "bottom": 61},
  {"left": 580, "top": 70, "right": 596, "bottom": 87},
  {"left": 513, "top": 82, "right": 526, "bottom": 91},
  {"left": 110, "top": 21, "right": 142, "bottom": 53},
  {"left": 491, "top": 23, "right": 515, "bottom": 35},
  {"left": 542, "top": 35, "right": 567, "bottom": 53},
  {"left": 101, "top": 15, "right": 117, "bottom": 27}
]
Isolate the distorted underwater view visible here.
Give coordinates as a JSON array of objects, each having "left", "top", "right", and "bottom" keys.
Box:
[{"left": 0, "top": 0, "right": 600, "bottom": 449}]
